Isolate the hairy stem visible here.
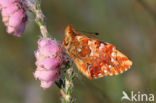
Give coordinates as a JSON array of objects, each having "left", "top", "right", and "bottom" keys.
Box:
[
  {"left": 62, "top": 67, "right": 75, "bottom": 103},
  {"left": 55, "top": 65, "right": 75, "bottom": 103},
  {"left": 27, "top": 1, "right": 49, "bottom": 38},
  {"left": 34, "top": 3, "right": 49, "bottom": 38}
]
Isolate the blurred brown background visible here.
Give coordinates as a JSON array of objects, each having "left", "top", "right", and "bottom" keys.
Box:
[{"left": 0, "top": 0, "right": 156, "bottom": 103}]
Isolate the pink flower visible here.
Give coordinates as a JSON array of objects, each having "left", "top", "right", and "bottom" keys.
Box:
[
  {"left": 0, "top": 0, "right": 27, "bottom": 36},
  {"left": 0, "top": 0, "right": 16, "bottom": 8},
  {"left": 34, "top": 70, "right": 57, "bottom": 82},
  {"left": 41, "top": 58, "right": 60, "bottom": 70},
  {"left": 34, "top": 38, "right": 63, "bottom": 89}
]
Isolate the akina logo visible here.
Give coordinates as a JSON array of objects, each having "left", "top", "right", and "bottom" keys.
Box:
[{"left": 121, "top": 91, "right": 154, "bottom": 102}]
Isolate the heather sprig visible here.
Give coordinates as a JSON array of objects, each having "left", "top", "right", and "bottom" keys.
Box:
[
  {"left": 27, "top": 1, "right": 75, "bottom": 102},
  {"left": 0, "top": 0, "right": 76, "bottom": 102}
]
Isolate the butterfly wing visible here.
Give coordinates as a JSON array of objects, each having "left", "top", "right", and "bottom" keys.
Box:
[{"left": 63, "top": 25, "right": 132, "bottom": 79}]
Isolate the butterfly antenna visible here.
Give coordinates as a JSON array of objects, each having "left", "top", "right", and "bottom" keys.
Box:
[{"left": 77, "top": 30, "right": 99, "bottom": 35}]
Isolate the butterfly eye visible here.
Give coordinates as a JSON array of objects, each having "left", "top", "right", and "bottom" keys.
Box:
[
  {"left": 64, "top": 37, "right": 72, "bottom": 46},
  {"left": 63, "top": 38, "right": 70, "bottom": 46},
  {"left": 64, "top": 41, "right": 69, "bottom": 46}
]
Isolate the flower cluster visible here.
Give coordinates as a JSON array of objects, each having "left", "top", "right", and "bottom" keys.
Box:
[
  {"left": 34, "top": 38, "right": 63, "bottom": 89},
  {"left": 0, "top": 0, "right": 27, "bottom": 36}
]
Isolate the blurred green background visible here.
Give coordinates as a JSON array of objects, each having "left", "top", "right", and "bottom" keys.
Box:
[{"left": 0, "top": 0, "right": 156, "bottom": 103}]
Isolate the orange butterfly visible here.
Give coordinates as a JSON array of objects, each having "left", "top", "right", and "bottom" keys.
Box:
[{"left": 63, "top": 25, "right": 132, "bottom": 79}]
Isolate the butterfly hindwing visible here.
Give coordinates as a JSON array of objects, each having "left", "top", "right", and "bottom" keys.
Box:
[{"left": 63, "top": 25, "right": 132, "bottom": 79}]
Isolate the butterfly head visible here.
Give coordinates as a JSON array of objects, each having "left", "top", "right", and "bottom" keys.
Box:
[{"left": 63, "top": 25, "right": 78, "bottom": 47}]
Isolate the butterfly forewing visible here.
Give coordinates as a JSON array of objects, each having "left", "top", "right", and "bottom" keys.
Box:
[{"left": 63, "top": 25, "right": 132, "bottom": 79}]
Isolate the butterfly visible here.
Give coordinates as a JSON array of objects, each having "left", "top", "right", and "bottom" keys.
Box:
[{"left": 62, "top": 25, "right": 132, "bottom": 79}]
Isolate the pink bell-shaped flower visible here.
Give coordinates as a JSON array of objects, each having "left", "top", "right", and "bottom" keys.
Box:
[
  {"left": 0, "top": 0, "right": 27, "bottom": 36},
  {"left": 34, "top": 38, "right": 64, "bottom": 89}
]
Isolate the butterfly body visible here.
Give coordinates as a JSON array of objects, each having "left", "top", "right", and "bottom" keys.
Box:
[{"left": 63, "top": 25, "right": 132, "bottom": 79}]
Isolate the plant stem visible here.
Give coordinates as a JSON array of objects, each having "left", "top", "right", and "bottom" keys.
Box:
[
  {"left": 62, "top": 67, "right": 75, "bottom": 103},
  {"left": 57, "top": 60, "right": 75, "bottom": 103},
  {"left": 34, "top": 3, "right": 49, "bottom": 38},
  {"left": 55, "top": 58, "right": 75, "bottom": 103},
  {"left": 27, "top": 1, "right": 49, "bottom": 38},
  {"left": 55, "top": 60, "right": 75, "bottom": 103}
]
